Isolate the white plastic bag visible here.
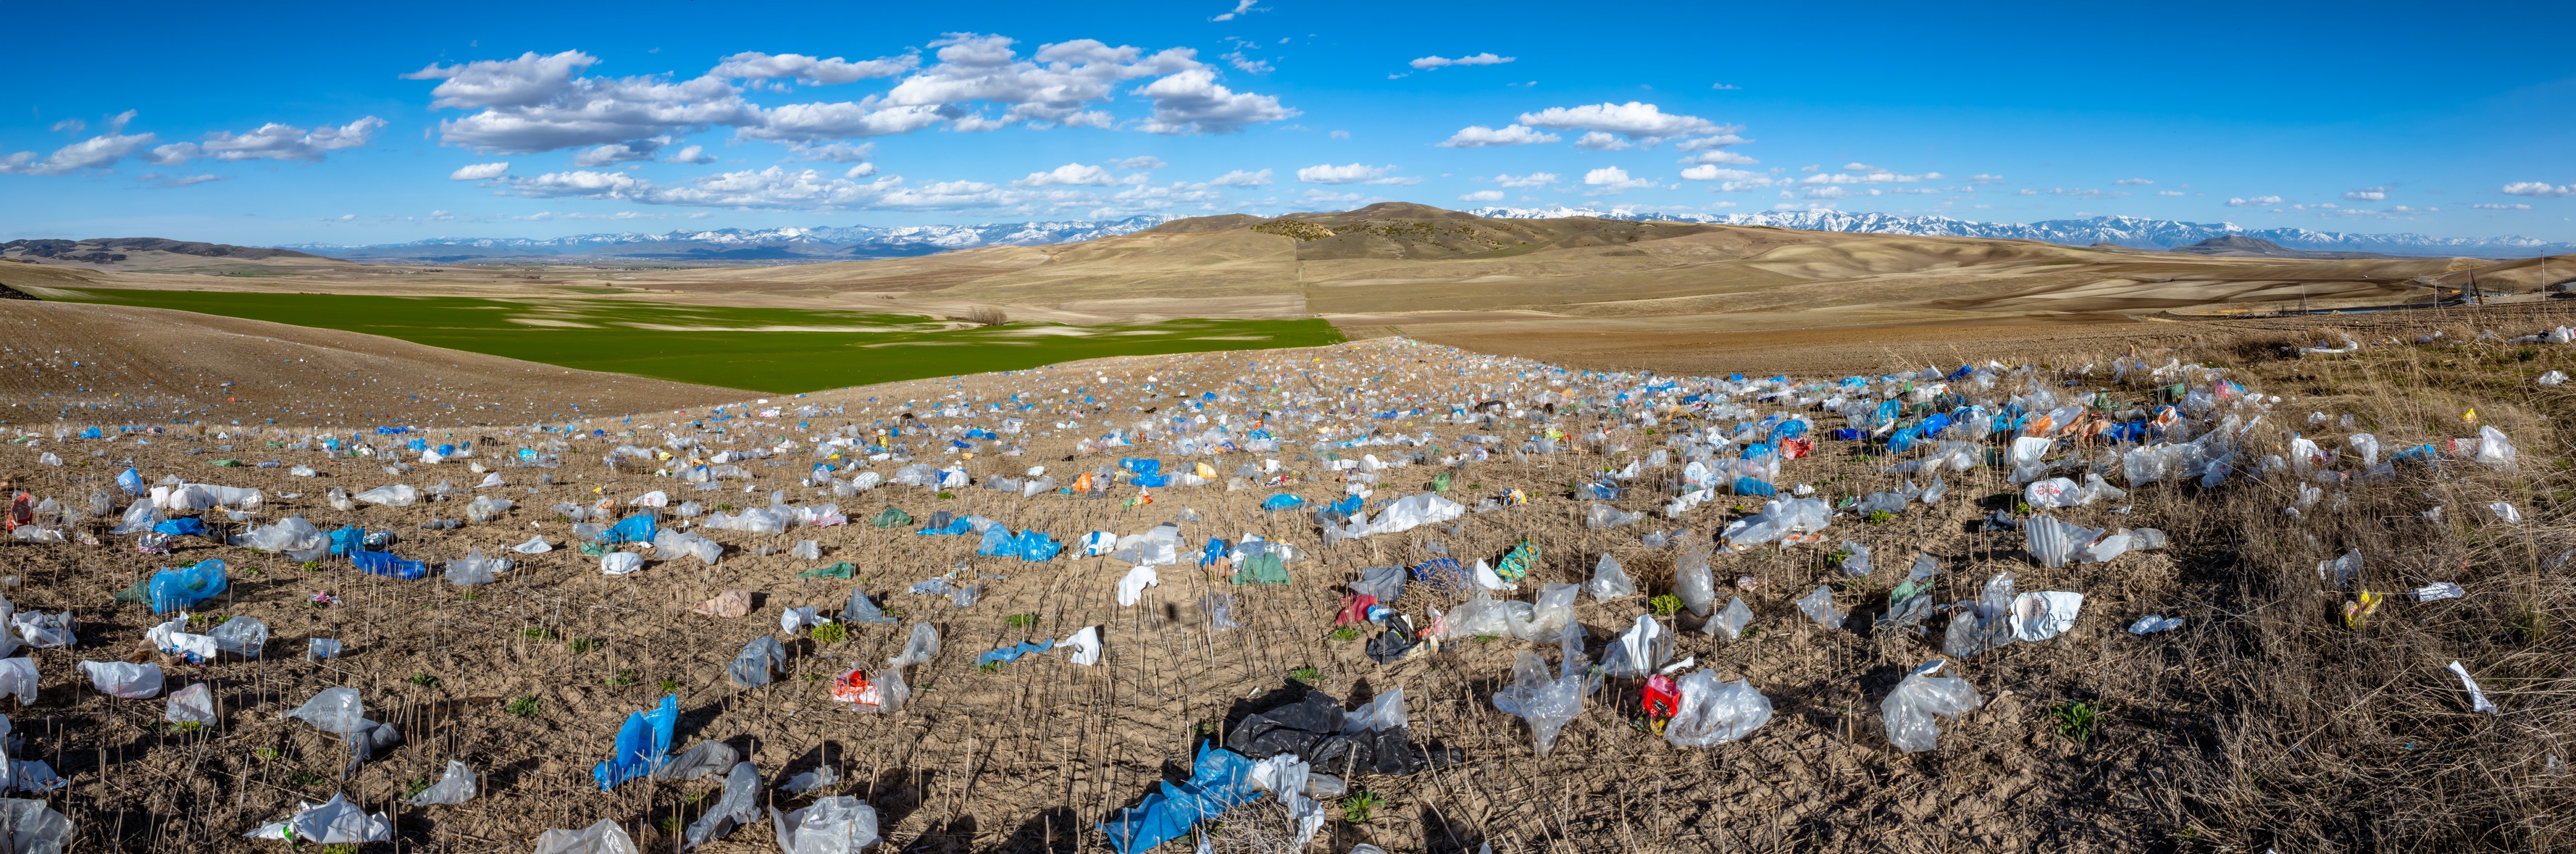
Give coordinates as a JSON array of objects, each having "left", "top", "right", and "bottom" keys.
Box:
[
  {"left": 532, "top": 819, "right": 641, "bottom": 854},
  {"left": 1584, "top": 553, "right": 1636, "bottom": 600},
  {"left": 245, "top": 793, "right": 392, "bottom": 844},
  {"left": 78, "top": 661, "right": 162, "bottom": 699},
  {"left": 1600, "top": 614, "right": 1670, "bottom": 678},
  {"left": 770, "top": 797, "right": 880, "bottom": 854},
  {"left": 407, "top": 759, "right": 477, "bottom": 806}
]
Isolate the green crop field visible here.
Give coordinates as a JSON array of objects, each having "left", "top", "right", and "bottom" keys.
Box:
[{"left": 50, "top": 288, "right": 1345, "bottom": 393}]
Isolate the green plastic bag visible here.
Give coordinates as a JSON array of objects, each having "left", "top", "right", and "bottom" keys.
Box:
[
  {"left": 1431, "top": 472, "right": 1452, "bottom": 493},
  {"left": 798, "top": 562, "right": 856, "bottom": 579},
  {"left": 871, "top": 507, "right": 914, "bottom": 529},
  {"left": 1229, "top": 553, "right": 1289, "bottom": 585}
]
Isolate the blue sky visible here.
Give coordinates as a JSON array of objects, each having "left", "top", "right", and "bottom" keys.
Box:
[{"left": 4, "top": 0, "right": 2572, "bottom": 246}]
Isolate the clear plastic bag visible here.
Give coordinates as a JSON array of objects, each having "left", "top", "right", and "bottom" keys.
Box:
[
  {"left": 1200, "top": 593, "right": 1241, "bottom": 631},
  {"left": 2023, "top": 515, "right": 2103, "bottom": 569},
  {"left": 770, "top": 797, "right": 881, "bottom": 854},
  {"left": 407, "top": 760, "right": 478, "bottom": 805},
  {"left": 727, "top": 637, "right": 787, "bottom": 687},
  {"left": 78, "top": 661, "right": 162, "bottom": 699},
  {"left": 532, "top": 819, "right": 640, "bottom": 854},
  {"left": 1673, "top": 543, "right": 1717, "bottom": 618},
  {"left": 1600, "top": 614, "right": 1670, "bottom": 678},
  {"left": 1709, "top": 596, "right": 1754, "bottom": 640},
  {"left": 652, "top": 742, "right": 740, "bottom": 782},
  {"left": 683, "top": 761, "right": 761, "bottom": 850},
  {"left": 1584, "top": 553, "right": 1636, "bottom": 600},
  {"left": 1490, "top": 650, "right": 1586, "bottom": 757},
  {"left": 0, "top": 798, "right": 71, "bottom": 854},
  {"left": 842, "top": 589, "right": 897, "bottom": 624},
  {"left": 1881, "top": 660, "right": 1982, "bottom": 753},
  {"left": 1516, "top": 583, "right": 1579, "bottom": 642},
  {"left": 1665, "top": 670, "right": 1772, "bottom": 748},
  {"left": 164, "top": 682, "right": 217, "bottom": 725},
  {"left": 287, "top": 687, "right": 367, "bottom": 734},
  {"left": 1838, "top": 542, "right": 1872, "bottom": 577},
  {"left": 1795, "top": 585, "right": 1844, "bottom": 629},
  {"left": 443, "top": 547, "right": 510, "bottom": 587}
]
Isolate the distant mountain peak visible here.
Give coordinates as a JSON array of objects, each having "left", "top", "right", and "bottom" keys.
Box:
[
  {"left": 280, "top": 215, "right": 1176, "bottom": 263},
  {"left": 1467, "top": 206, "right": 2572, "bottom": 258}
]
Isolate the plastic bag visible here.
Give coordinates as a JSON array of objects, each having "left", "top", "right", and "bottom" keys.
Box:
[
  {"left": 2023, "top": 515, "right": 2103, "bottom": 569},
  {"left": 79, "top": 661, "right": 162, "bottom": 699},
  {"left": 0, "top": 658, "right": 35, "bottom": 707},
  {"left": 443, "top": 547, "right": 510, "bottom": 587},
  {"left": 209, "top": 615, "right": 269, "bottom": 658},
  {"left": 10, "top": 611, "right": 72, "bottom": 649},
  {"left": 1350, "top": 564, "right": 1406, "bottom": 603},
  {"left": 1673, "top": 543, "right": 1717, "bottom": 618},
  {"left": 1882, "top": 660, "right": 1982, "bottom": 753},
  {"left": 148, "top": 559, "right": 227, "bottom": 614},
  {"left": 164, "top": 682, "right": 217, "bottom": 725},
  {"left": 842, "top": 589, "right": 897, "bottom": 624},
  {"left": 1491, "top": 650, "right": 1586, "bottom": 757},
  {"left": 1665, "top": 670, "right": 1772, "bottom": 748},
  {"left": 728, "top": 637, "right": 787, "bottom": 687},
  {"left": 532, "top": 819, "right": 641, "bottom": 854},
  {"left": 1838, "top": 542, "right": 1872, "bottom": 577},
  {"left": 408, "top": 759, "right": 477, "bottom": 806},
  {"left": 244, "top": 793, "right": 392, "bottom": 844},
  {"left": 288, "top": 687, "right": 367, "bottom": 734},
  {"left": 1517, "top": 583, "right": 1579, "bottom": 642},
  {"left": 653, "top": 742, "right": 740, "bottom": 782},
  {"left": 2475, "top": 425, "right": 2517, "bottom": 472},
  {"left": 771, "top": 797, "right": 881, "bottom": 854},
  {"left": 683, "top": 761, "right": 761, "bottom": 850},
  {"left": 1795, "top": 585, "right": 1844, "bottom": 629},
  {"left": 1584, "top": 553, "right": 1636, "bottom": 600},
  {"left": 1709, "top": 596, "right": 1754, "bottom": 640},
  {"left": 352, "top": 485, "right": 419, "bottom": 507},
  {"left": 601, "top": 552, "right": 644, "bottom": 576},
  {"left": 0, "top": 799, "right": 70, "bottom": 854},
  {"left": 593, "top": 695, "right": 679, "bottom": 790},
  {"left": 1601, "top": 614, "right": 1670, "bottom": 678},
  {"left": 2011, "top": 591, "right": 2083, "bottom": 642}
]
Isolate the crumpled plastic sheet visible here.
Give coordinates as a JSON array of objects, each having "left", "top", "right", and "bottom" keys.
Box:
[
  {"left": 1709, "top": 596, "right": 1754, "bottom": 640},
  {"left": 652, "top": 742, "right": 740, "bottom": 783},
  {"left": 148, "top": 560, "right": 227, "bottom": 614},
  {"left": 0, "top": 798, "right": 71, "bottom": 854},
  {"left": 79, "top": 661, "right": 162, "bottom": 699},
  {"left": 2011, "top": 591, "right": 2084, "bottom": 642},
  {"left": 1673, "top": 544, "right": 1717, "bottom": 618},
  {"left": 1492, "top": 649, "right": 1589, "bottom": 758},
  {"left": 1720, "top": 498, "right": 1831, "bottom": 546},
  {"left": 1795, "top": 585, "right": 1844, "bottom": 629},
  {"left": 1665, "top": 670, "right": 1773, "bottom": 748},
  {"left": 2023, "top": 515, "right": 2104, "bottom": 569},
  {"left": 1943, "top": 573, "right": 2019, "bottom": 658},
  {"left": 1097, "top": 742, "right": 1260, "bottom": 854},
  {"left": 1882, "top": 660, "right": 1983, "bottom": 753},
  {"left": 164, "top": 683, "right": 217, "bottom": 725},
  {"left": 843, "top": 588, "right": 898, "bottom": 624}
]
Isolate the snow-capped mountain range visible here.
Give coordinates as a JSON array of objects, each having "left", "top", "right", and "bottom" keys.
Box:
[
  {"left": 282, "top": 216, "right": 1176, "bottom": 262},
  {"left": 1468, "top": 206, "right": 2573, "bottom": 257}
]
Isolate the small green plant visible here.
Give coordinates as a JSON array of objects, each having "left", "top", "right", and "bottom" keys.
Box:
[
  {"left": 686, "top": 790, "right": 711, "bottom": 805},
  {"left": 289, "top": 771, "right": 327, "bottom": 788},
  {"left": 1004, "top": 612, "right": 1041, "bottom": 629},
  {"left": 1865, "top": 509, "right": 1894, "bottom": 524},
  {"left": 504, "top": 695, "right": 541, "bottom": 718},
  {"left": 811, "top": 622, "right": 850, "bottom": 644},
  {"left": 2050, "top": 702, "right": 2099, "bottom": 742},
  {"left": 806, "top": 671, "right": 827, "bottom": 682},
  {"left": 979, "top": 661, "right": 1004, "bottom": 673},
  {"left": 1741, "top": 624, "right": 1764, "bottom": 639},
  {"left": 1468, "top": 482, "right": 1482, "bottom": 490},
  {"left": 522, "top": 627, "right": 556, "bottom": 641},
  {"left": 408, "top": 672, "right": 441, "bottom": 689},
  {"left": 658, "top": 677, "right": 681, "bottom": 693},
  {"left": 2512, "top": 608, "right": 2550, "bottom": 645},
  {"left": 2015, "top": 501, "right": 2033, "bottom": 515},
  {"left": 566, "top": 637, "right": 603, "bottom": 655},
  {"left": 1326, "top": 626, "right": 1361, "bottom": 642},
  {"left": 1339, "top": 791, "right": 1385, "bottom": 824},
  {"left": 658, "top": 816, "right": 682, "bottom": 834},
  {"left": 714, "top": 503, "right": 736, "bottom": 512},
  {"left": 606, "top": 670, "right": 637, "bottom": 687},
  {"left": 252, "top": 747, "right": 280, "bottom": 761},
  {"left": 1287, "top": 666, "right": 1321, "bottom": 685},
  {"left": 320, "top": 845, "right": 361, "bottom": 854},
  {"left": 300, "top": 560, "right": 319, "bottom": 572},
  {"left": 402, "top": 776, "right": 432, "bottom": 800},
  {"left": 172, "top": 720, "right": 204, "bottom": 734},
  {"left": 1649, "top": 594, "right": 1684, "bottom": 616},
  {"left": 1471, "top": 635, "right": 1497, "bottom": 644},
  {"left": 936, "top": 490, "right": 956, "bottom": 501},
  {"left": 459, "top": 588, "right": 480, "bottom": 602}
]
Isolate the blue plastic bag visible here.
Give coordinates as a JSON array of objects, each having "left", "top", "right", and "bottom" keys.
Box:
[
  {"left": 153, "top": 517, "right": 209, "bottom": 537},
  {"left": 1118, "top": 458, "right": 1162, "bottom": 476},
  {"left": 1768, "top": 419, "right": 1808, "bottom": 443},
  {"left": 976, "top": 525, "right": 1016, "bottom": 557},
  {"left": 1731, "top": 477, "right": 1776, "bottom": 498},
  {"left": 1260, "top": 494, "right": 1305, "bottom": 512},
  {"left": 148, "top": 559, "right": 228, "bottom": 614},
  {"left": 917, "top": 515, "right": 974, "bottom": 536},
  {"left": 593, "top": 695, "right": 679, "bottom": 790},
  {"left": 352, "top": 550, "right": 427, "bottom": 580},
  {"left": 1016, "top": 530, "right": 1062, "bottom": 562},
  {"left": 117, "top": 467, "right": 146, "bottom": 495},
  {"left": 978, "top": 640, "right": 1055, "bottom": 667},
  {"left": 1198, "top": 539, "right": 1229, "bottom": 569},
  {"left": 327, "top": 526, "right": 364, "bottom": 556},
  {"left": 1098, "top": 742, "right": 1259, "bottom": 854},
  {"left": 598, "top": 514, "right": 657, "bottom": 545}
]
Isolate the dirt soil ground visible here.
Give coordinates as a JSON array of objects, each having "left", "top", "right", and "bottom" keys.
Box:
[{"left": 0, "top": 305, "right": 2569, "bottom": 853}]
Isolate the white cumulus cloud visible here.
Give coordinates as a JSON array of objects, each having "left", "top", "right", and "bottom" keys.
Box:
[
  {"left": 2227, "top": 195, "right": 2285, "bottom": 206},
  {"left": 2501, "top": 182, "right": 2572, "bottom": 198},
  {"left": 2343, "top": 186, "right": 2387, "bottom": 201},
  {"left": 708, "top": 51, "right": 917, "bottom": 85},
  {"left": 1207, "top": 168, "right": 1273, "bottom": 186},
  {"left": 1581, "top": 166, "right": 1654, "bottom": 195},
  {"left": 1518, "top": 101, "right": 1724, "bottom": 146},
  {"left": 448, "top": 162, "right": 510, "bottom": 180},
  {"left": 1458, "top": 189, "right": 1505, "bottom": 202},
  {"left": 1017, "top": 162, "right": 1119, "bottom": 186},
  {"left": 1297, "top": 163, "right": 1389, "bottom": 184},
  {"left": 1410, "top": 53, "right": 1513, "bottom": 70},
  {"left": 1437, "top": 124, "right": 1558, "bottom": 148}
]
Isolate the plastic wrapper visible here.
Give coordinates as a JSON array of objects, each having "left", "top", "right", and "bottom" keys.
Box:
[
  {"left": 1709, "top": 596, "right": 1754, "bottom": 640},
  {"left": 600, "top": 552, "right": 644, "bottom": 576},
  {"left": 1584, "top": 553, "right": 1636, "bottom": 600},
  {"left": 1665, "top": 670, "right": 1772, "bottom": 748},
  {"left": 1942, "top": 573, "right": 2019, "bottom": 658},
  {"left": 1718, "top": 498, "right": 1831, "bottom": 546},
  {"left": 843, "top": 588, "right": 897, "bottom": 624},
  {"left": 244, "top": 793, "right": 392, "bottom": 844},
  {"left": 652, "top": 742, "right": 740, "bottom": 782},
  {"left": 408, "top": 759, "right": 478, "bottom": 806},
  {"left": 2128, "top": 614, "right": 2183, "bottom": 635},
  {"left": 109, "top": 498, "right": 164, "bottom": 535},
  {"left": 1882, "top": 661, "right": 1982, "bottom": 753},
  {"left": 352, "top": 485, "right": 418, "bottom": 507},
  {"left": 1350, "top": 564, "right": 1406, "bottom": 602},
  {"left": 0, "top": 799, "right": 70, "bottom": 854},
  {"left": 163, "top": 682, "right": 217, "bottom": 725},
  {"left": 1584, "top": 502, "right": 1644, "bottom": 529},
  {"left": 2010, "top": 591, "right": 2083, "bottom": 641},
  {"left": 209, "top": 616, "right": 268, "bottom": 658},
  {"left": 1517, "top": 583, "right": 1579, "bottom": 642},
  {"left": 443, "top": 547, "right": 510, "bottom": 587},
  {"left": 1839, "top": 542, "right": 1872, "bottom": 577}
]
